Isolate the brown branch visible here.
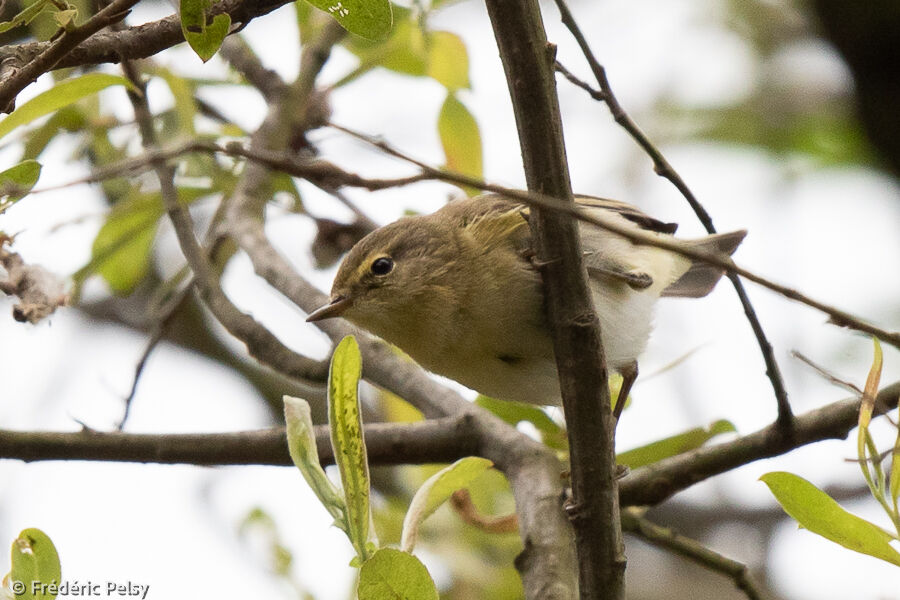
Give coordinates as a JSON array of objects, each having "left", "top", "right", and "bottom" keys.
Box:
[
  {"left": 0, "top": 0, "right": 139, "bottom": 112},
  {"left": 2, "top": 382, "right": 896, "bottom": 512},
  {"left": 46, "top": 124, "right": 898, "bottom": 351},
  {"left": 121, "top": 48, "right": 330, "bottom": 383},
  {"left": 0, "top": 0, "right": 292, "bottom": 73},
  {"left": 621, "top": 509, "right": 764, "bottom": 600},
  {"left": 484, "top": 1, "right": 623, "bottom": 598},
  {"left": 619, "top": 381, "right": 900, "bottom": 506},
  {"left": 218, "top": 35, "right": 288, "bottom": 101},
  {"left": 0, "top": 417, "right": 477, "bottom": 466},
  {"left": 550, "top": 0, "right": 792, "bottom": 429},
  {"left": 329, "top": 127, "right": 900, "bottom": 352}
]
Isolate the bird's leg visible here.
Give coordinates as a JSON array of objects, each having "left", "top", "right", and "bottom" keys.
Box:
[{"left": 613, "top": 360, "right": 638, "bottom": 422}]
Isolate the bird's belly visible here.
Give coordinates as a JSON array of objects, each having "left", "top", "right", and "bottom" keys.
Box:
[{"left": 424, "top": 350, "right": 562, "bottom": 406}]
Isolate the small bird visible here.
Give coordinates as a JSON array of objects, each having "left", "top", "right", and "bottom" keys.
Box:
[{"left": 307, "top": 194, "right": 745, "bottom": 407}]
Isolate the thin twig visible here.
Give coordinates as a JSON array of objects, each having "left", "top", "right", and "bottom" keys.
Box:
[
  {"left": 330, "top": 123, "right": 900, "bottom": 350},
  {"left": 34, "top": 135, "right": 899, "bottom": 351},
  {"left": 621, "top": 509, "right": 765, "bottom": 600},
  {"left": 791, "top": 350, "right": 863, "bottom": 396},
  {"left": 550, "top": 1, "right": 793, "bottom": 429},
  {"left": 116, "top": 284, "right": 193, "bottom": 430}
]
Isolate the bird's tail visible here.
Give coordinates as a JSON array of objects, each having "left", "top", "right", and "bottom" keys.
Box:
[{"left": 661, "top": 230, "right": 747, "bottom": 298}]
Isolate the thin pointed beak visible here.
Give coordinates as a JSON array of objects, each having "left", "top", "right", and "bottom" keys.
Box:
[{"left": 306, "top": 295, "right": 352, "bottom": 322}]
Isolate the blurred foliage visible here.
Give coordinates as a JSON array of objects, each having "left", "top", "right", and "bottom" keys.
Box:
[{"left": 651, "top": 0, "right": 881, "bottom": 170}]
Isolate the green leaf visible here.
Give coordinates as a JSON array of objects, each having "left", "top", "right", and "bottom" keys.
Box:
[
  {"left": 180, "top": 0, "right": 231, "bottom": 62},
  {"left": 152, "top": 68, "right": 198, "bottom": 135},
  {"left": 239, "top": 507, "right": 294, "bottom": 577},
  {"left": 283, "top": 395, "right": 348, "bottom": 529},
  {"left": 0, "top": 160, "right": 41, "bottom": 211},
  {"left": 358, "top": 548, "right": 438, "bottom": 600},
  {"left": 427, "top": 30, "right": 469, "bottom": 91},
  {"left": 53, "top": 8, "right": 77, "bottom": 28},
  {"left": 0, "top": 0, "right": 52, "bottom": 34},
  {"left": 400, "top": 456, "right": 493, "bottom": 552},
  {"left": 617, "top": 420, "right": 735, "bottom": 469},
  {"left": 22, "top": 106, "right": 86, "bottom": 161},
  {"left": 0, "top": 73, "right": 134, "bottom": 141},
  {"left": 328, "top": 335, "right": 374, "bottom": 562},
  {"left": 761, "top": 471, "right": 900, "bottom": 567},
  {"left": 475, "top": 395, "right": 567, "bottom": 450},
  {"left": 8, "top": 528, "right": 61, "bottom": 600},
  {"left": 84, "top": 192, "right": 162, "bottom": 295},
  {"left": 304, "top": 0, "right": 392, "bottom": 41},
  {"left": 891, "top": 425, "right": 900, "bottom": 515},
  {"left": 438, "top": 93, "right": 482, "bottom": 195}
]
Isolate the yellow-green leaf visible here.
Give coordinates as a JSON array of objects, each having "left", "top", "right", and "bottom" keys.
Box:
[
  {"left": 180, "top": 0, "right": 231, "bottom": 63},
  {"left": 427, "top": 30, "right": 469, "bottom": 91},
  {"left": 400, "top": 456, "right": 493, "bottom": 552},
  {"left": 83, "top": 192, "right": 162, "bottom": 295},
  {"left": 8, "top": 528, "right": 61, "bottom": 600},
  {"left": 891, "top": 425, "right": 900, "bottom": 514},
  {"left": 303, "top": 0, "right": 392, "bottom": 41},
  {"left": 358, "top": 548, "right": 438, "bottom": 600},
  {"left": 761, "top": 471, "right": 900, "bottom": 567},
  {"left": 0, "top": 0, "right": 52, "bottom": 34},
  {"left": 0, "top": 74, "right": 134, "bottom": 141},
  {"left": 617, "top": 420, "right": 735, "bottom": 469},
  {"left": 476, "top": 395, "right": 567, "bottom": 450},
  {"left": 438, "top": 93, "right": 482, "bottom": 195},
  {"left": 284, "top": 395, "right": 348, "bottom": 529},
  {"left": 328, "top": 335, "right": 374, "bottom": 562},
  {"left": 0, "top": 160, "right": 41, "bottom": 210}
]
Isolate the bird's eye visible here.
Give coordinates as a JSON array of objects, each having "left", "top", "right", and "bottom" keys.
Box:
[{"left": 370, "top": 257, "right": 394, "bottom": 276}]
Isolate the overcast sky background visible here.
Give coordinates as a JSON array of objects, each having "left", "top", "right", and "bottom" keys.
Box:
[{"left": 1, "top": 0, "right": 899, "bottom": 598}]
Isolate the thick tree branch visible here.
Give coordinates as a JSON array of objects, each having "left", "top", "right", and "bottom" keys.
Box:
[
  {"left": 484, "top": 1, "right": 623, "bottom": 598},
  {"left": 619, "top": 381, "right": 900, "bottom": 506},
  {"left": 0, "top": 0, "right": 292, "bottom": 74},
  {"left": 0, "top": 417, "right": 477, "bottom": 466},
  {"left": 0, "top": 0, "right": 139, "bottom": 112}
]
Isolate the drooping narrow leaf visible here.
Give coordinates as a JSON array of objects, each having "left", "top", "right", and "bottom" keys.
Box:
[
  {"left": 891, "top": 425, "right": 900, "bottom": 516},
  {"left": 857, "top": 338, "right": 885, "bottom": 500},
  {"left": 0, "top": 160, "right": 41, "bottom": 211},
  {"left": 0, "top": 74, "right": 134, "bottom": 141},
  {"left": 858, "top": 337, "right": 883, "bottom": 430},
  {"left": 438, "top": 93, "right": 482, "bottom": 195},
  {"left": 9, "top": 528, "right": 61, "bottom": 600},
  {"left": 327, "top": 335, "right": 374, "bottom": 562},
  {"left": 617, "top": 420, "right": 736, "bottom": 469},
  {"left": 761, "top": 471, "right": 900, "bottom": 567},
  {"left": 303, "top": 0, "right": 392, "bottom": 41},
  {"left": 400, "top": 456, "right": 493, "bottom": 552},
  {"left": 180, "top": 0, "right": 231, "bottom": 62},
  {"left": 283, "top": 395, "right": 348, "bottom": 529},
  {"left": 358, "top": 548, "right": 438, "bottom": 600}
]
